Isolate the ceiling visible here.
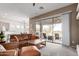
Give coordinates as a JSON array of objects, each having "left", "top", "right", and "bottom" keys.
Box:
[{"left": 0, "top": 3, "right": 72, "bottom": 22}]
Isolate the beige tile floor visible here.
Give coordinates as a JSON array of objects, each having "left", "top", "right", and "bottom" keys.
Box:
[
  {"left": 53, "top": 40, "right": 62, "bottom": 44},
  {"left": 40, "top": 42, "right": 77, "bottom": 56},
  {"left": 46, "top": 39, "right": 62, "bottom": 44}
]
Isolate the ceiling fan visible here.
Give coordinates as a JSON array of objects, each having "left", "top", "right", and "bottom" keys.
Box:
[
  {"left": 32, "top": 3, "right": 44, "bottom": 10},
  {"left": 33, "top": 3, "right": 35, "bottom": 6}
]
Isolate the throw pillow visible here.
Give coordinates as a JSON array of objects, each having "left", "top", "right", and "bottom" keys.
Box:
[{"left": 0, "top": 44, "right": 6, "bottom": 52}]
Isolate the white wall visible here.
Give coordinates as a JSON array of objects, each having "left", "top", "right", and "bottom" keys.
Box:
[
  {"left": 0, "top": 19, "right": 24, "bottom": 33},
  {"left": 0, "top": 17, "right": 29, "bottom": 34},
  {"left": 61, "top": 13, "right": 70, "bottom": 46},
  {"left": 0, "top": 17, "right": 29, "bottom": 42},
  {"left": 24, "top": 17, "right": 29, "bottom": 33},
  {"left": 9, "top": 22, "right": 25, "bottom": 34}
]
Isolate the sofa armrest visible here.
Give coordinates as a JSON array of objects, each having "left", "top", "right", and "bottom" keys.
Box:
[
  {"left": 2, "top": 42, "right": 19, "bottom": 50},
  {"left": 0, "top": 49, "right": 18, "bottom": 56}
]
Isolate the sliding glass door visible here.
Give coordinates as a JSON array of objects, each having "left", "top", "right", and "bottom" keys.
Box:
[
  {"left": 35, "top": 17, "right": 62, "bottom": 44},
  {"left": 36, "top": 22, "right": 40, "bottom": 37},
  {"left": 53, "top": 23, "right": 62, "bottom": 44},
  {"left": 35, "top": 13, "right": 70, "bottom": 46}
]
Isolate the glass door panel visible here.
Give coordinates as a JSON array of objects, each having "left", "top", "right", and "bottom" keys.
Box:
[{"left": 36, "top": 22, "right": 40, "bottom": 37}]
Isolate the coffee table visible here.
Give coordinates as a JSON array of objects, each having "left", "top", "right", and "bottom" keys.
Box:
[{"left": 27, "top": 39, "right": 46, "bottom": 48}]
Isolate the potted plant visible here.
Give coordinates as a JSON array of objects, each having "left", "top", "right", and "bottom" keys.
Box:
[{"left": 0, "top": 31, "right": 5, "bottom": 42}]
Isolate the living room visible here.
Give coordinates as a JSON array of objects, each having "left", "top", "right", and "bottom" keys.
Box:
[{"left": 0, "top": 3, "right": 79, "bottom": 56}]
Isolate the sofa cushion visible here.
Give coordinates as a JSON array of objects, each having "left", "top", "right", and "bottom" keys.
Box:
[
  {"left": 0, "top": 44, "right": 6, "bottom": 52},
  {"left": 21, "top": 34, "right": 28, "bottom": 40},
  {"left": 20, "top": 46, "right": 41, "bottom": 56}
]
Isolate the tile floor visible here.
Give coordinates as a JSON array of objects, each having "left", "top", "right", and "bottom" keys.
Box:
[{"left": 40, "top": 42, "right": 77, "bottom": 56}]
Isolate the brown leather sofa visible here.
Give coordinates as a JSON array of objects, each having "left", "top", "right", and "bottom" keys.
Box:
[
  {"left": 10, "top": 34, "right": 39, "bottom": 48},
  {"left": 10, "top": 34, "right": 28, "bottom": 42},
  {"left": 10, "top": 34, "right": 29, "bottom": 48},
  {"left": 10, "top": 34, "right": 39, "bottom": 42},
  {"left": 3, "top": 34, "right": 40, "bottom": 56},
  {"left": 0, "top": 43, "right": 41, "bottom": 56}
]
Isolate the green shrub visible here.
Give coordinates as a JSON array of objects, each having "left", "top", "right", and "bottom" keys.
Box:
[{"left": 0, "top": 31, "right": 5, "bottom": 41}]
